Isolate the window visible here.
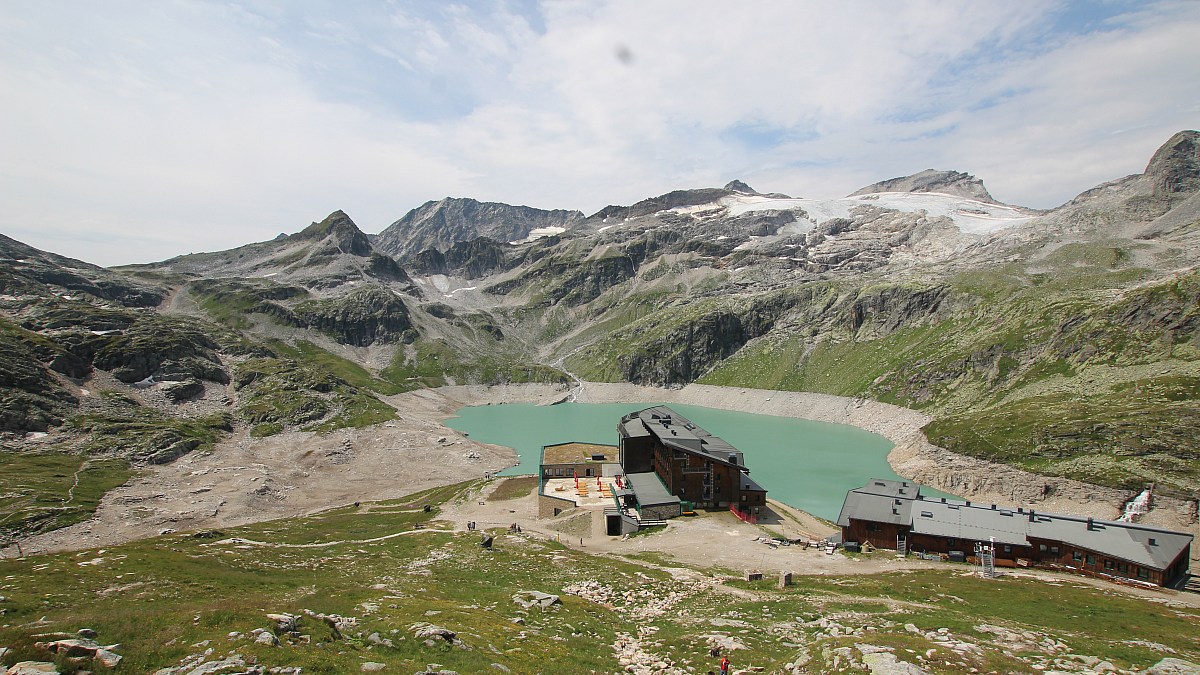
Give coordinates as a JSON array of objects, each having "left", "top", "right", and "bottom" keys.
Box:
[
  {"left": 1104, "top": 560, "right": 1115, "bottom": 570},
  {"left": 1137, "top": 568, "right": 1150, "bottom": 580},
  {"left": 947, "top": 538, "right": 957, "bottom": 546},
  {"left": 741, "top": 495, "right": 747, "bottom": 502},
  {"left": 1086, "top": 554, "right": 1096, "bottom": 565},
  {"left": 1118, "top": 562, "right": 1128, "bottom": 573},
  {"left": 1004, "top": 545, "right": 1012, "bottom": 554},
  {"left": 920, "top": 511, "right": 933, "bottom": 518},
  {"left": 1050, "top": 546, "right": 1059, "bottom": 555},
  {"left": 1038, "top": 544, "right": 1047, "bottom": 553},
  {"left": 1072, "top": 551, "right": 1083, "bottom": 562},
  {"left": 867, "top": 524, "right": 881, "bottom": 532}
]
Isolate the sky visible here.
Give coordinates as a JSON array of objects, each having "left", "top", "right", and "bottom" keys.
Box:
[{"left": 2, "top": 1, "right": 1198, "bottom": 267}]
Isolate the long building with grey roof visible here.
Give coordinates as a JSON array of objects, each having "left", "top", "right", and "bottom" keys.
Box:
[
  {"left": 618, "top": 406, "right": 766, "bottom": 519},
  {"left": 837, "top": 479, "right": 1192, "bottom": 587}
]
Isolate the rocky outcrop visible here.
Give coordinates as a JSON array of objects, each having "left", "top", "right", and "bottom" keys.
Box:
[
  {"left": 1144, "top": 130, "right": 1200, "bottom": 196},
  {"left": 91, "top": 316, "right": 229, "bottom": 385},
  {"left": 617, "top": 293, "right": 796, "bottom": 385},
  {"left": 0, "top": 336, "right": 78, "bottom": 431},
  {"left": 0, "top": 233, "right": 166, "bottom": 307},
  {"left": 292, "top": 210, "right": 373, "bottom": 257},
  {"left": 374, "top": 198, "right": 583, "bottom": 258},
  {"left": 486, "top": 254, "right": 637, "bottom": 307},
  {"left": 292, "top": 284, "right": 414, "bottom": 346},
  {"left": 850, "top": 169, "right": 996, "bottom": 203},
  {"left": 407, "top": 237, "right": 516, "bottom": 280}
]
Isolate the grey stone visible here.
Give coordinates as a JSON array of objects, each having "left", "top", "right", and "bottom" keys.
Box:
[
  {"left": 1146, "top": 659, "right": 1200, "bottom": 675},
  {"left": 76, "top": 628, "right": 97, "bottom": 639},
  {"left": 4, "top": 664, "right": 61, "bottom": 675},
  {"left": 94, "top": 649, "right": 122, "bottom": 668},
  {"left": 360, "top": 663, "right": 386, "bottom": 673},
  {"left": 255, "top": 631, "right": 281, "bottom": 646},
  {"left": 511, "top": 591, "right": 561, "bottom": 610},
  {"left": 367, "top": 632, "right": 394, "bottom": 648}
]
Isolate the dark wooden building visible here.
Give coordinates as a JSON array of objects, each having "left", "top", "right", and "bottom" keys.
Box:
[
  {"left": 837, "top": 479, "right": 1193, "bottom": 587},
  {"left": 617, "top": 406, "right": 767, "bottom": 516}
]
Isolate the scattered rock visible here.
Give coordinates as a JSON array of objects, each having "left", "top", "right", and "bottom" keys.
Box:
[
  {"left": 511, "top": 590, "right": 561, "bottom": 610},
  {"left": 255, "top": 631, "right": 281, "bottom": 646},
  {"left": 4, "top": 663, "right": 60, "bottom": 675},
  {"left": 302, "top": 609, "right": 358, "bottom": 639},
  {"left": 367, "top": 632, "right": 394, "bottom": 648},
  {"left": 76, "top": 628, "right": 97, "bottom": 639},
  {"left": 94, "top": 649, "right": 123, "bottom": 668},
  {"left": 1147, "top": 658, "right": 1200, "bottom": 674},
  {"left": 360, "top": 662, "right": 386, "bottom": 672},
  {"left": 266, "top": 612, "right": 300, "bottom": 634}
]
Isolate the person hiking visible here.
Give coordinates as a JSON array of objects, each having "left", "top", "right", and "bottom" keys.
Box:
[{"left": 719, "top": 654, "right": 730, "bottom": 675}]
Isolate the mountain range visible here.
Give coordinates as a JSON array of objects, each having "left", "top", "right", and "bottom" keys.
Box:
[{"left": 2, "top": 130, "right": 1198, "bottom": 539}]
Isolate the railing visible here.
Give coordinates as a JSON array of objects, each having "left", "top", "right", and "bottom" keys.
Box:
[{"left": 729, "top": 503, "right": 757, "bottom": 524}]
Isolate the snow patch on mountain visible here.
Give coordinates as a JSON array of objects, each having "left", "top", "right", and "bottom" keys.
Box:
[{"left": 721, "top": 192, "right": 1035, "bottom": 235}]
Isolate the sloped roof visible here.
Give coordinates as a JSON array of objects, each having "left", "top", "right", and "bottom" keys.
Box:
[
  {"left": 836, "top": 479, "right": 917, "bottom": 527},
  {"left": 626, "top": 471, "right": 681, "bottom": 508},
  {"left": 840, "top": 479, "right": 1194, "bottom": 571},
  {"left": 1027, "top": 512, "right": 1192, "bottom": 570},
  {"left": 911, "top": 499, "right": 1030, "bottom": 547},
  {"left": 623, "top": 406, "right": 746, "bottom": 469}
]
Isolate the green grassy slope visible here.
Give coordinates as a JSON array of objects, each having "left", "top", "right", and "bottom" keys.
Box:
[{"left": 0, "top": 481, "right": 1195, "bottom": 674}]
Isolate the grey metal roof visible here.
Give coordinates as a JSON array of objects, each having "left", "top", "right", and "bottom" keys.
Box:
[
  {"left": 628, "top": 406, "right": 745, "bottom": 468},
  {"left": 625, "top": 471, "right": 681, "bottom": 508},
  {"left": 739, "top": 473, "right": 767, "bottom": 493},
  {"left": 840, "top": 479, "right": 1194, "bottom": 571},
  {"left": 911, "top": 498, "right": 1030, "bottom": 547},
  {"left": 620, "top": 418, "right": 651, "bottom": 438},
  {"left": 1027, "top": 512, "right": 1192, "bottom": 570},
  {"left": 836, "top": 489, "right": 913, "bottom": 528}
]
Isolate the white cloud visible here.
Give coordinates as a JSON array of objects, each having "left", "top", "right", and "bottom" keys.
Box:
[{"left": 0, "top": 1, "right": 1197, "bottom": 266}]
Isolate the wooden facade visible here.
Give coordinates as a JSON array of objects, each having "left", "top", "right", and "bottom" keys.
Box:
[
  {"left": 619, "top": 406, "right": 767, "bottom": 512},
  {"left": 838, "top": 480, "right": 1193, "bottom": 587}
]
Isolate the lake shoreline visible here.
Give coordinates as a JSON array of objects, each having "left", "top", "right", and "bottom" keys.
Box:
[{"left": 434, "top": 381, "right": 1196, "bottom": 546}]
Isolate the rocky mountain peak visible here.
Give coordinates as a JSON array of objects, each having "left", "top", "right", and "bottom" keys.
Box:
[
  {"left": 850, "top": 169, "right": 996, "bottom": 203},
  {"left": 296, "top": 210, "right": 372, "bottom": 256},
  {"left": 373, "top": 198, "right": 584, "bottom": 259},
  {"left": 723, "top": 180, "right": 759, "bottom": 194},
  {"left": 1144, "top": 130, "right": 1200, "bottom": 195}
]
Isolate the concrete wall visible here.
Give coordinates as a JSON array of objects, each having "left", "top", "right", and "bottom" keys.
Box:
[{"left": 538, "top": 493, "right": 577, "bottom": 519}]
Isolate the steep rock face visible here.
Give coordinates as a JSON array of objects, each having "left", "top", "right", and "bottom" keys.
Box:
[
  {"left": 406, "top": 237, "right": 515, "bottom": 280},
  {"left": 616, "top": 293, "right": 795, "bottom": 385},
  {"left": 1145, "top": 130, "right": 1200, "bottom": 196},
  {"left": 486, "top": 254, "right": 637, "bottom": 307},
  {"left": 850, "top": 169, "right": 996, "bottom": 203},
  {"left": 374, "top": 198, "right": 583, "bottom": 258},
  {"left": 291, "top": 285, "right": 413, "bottom": 346}
]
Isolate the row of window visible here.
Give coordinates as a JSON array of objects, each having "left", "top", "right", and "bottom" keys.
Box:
[{"left": 543, "top": 467, "right": 594, "bottom": 477}]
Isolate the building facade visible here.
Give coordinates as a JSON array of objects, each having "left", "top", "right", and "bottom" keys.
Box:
[
  {"left": 618, "top": 406, "right": 767, "bottom": 514},
  {"left": 838, "top": 479, "right": 1193, "bottom": 587}
]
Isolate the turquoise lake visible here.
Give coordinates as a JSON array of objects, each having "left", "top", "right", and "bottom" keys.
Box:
[{"left": 444, "top": 401, "right": 919, "bottom": 521}]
